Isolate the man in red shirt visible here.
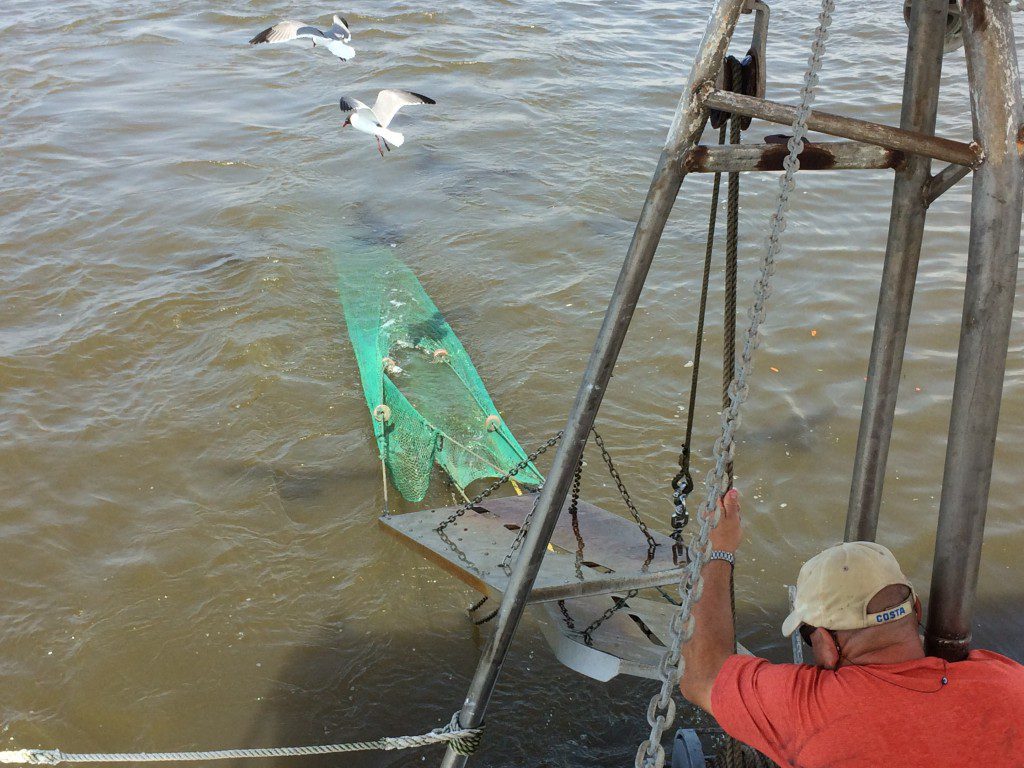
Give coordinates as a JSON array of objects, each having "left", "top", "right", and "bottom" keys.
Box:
[{"left": 678, "top": 489, "right": 1024, "bottom": 767}]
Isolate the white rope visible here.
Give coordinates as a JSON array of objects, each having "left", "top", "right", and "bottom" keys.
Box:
[
  {"left": 633, "top": 2, "right": 836, "bottom": 767},
  {"left": 0, "top": 714, "right": 483, "bottom": 765}
]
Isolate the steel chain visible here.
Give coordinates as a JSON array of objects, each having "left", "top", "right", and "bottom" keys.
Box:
[
  {"left": 557, "top": 429, "right": 659, "bottom": 644},
  {"left": 500, "top": 493, "right": 540, "bottom": 573},
  {"left": 435, "top": 432, "right": 562, "bottom": 531},
  {"left": 557, "top": 599, "right": 577, "bottom": 631},
  {"left": 581, "top": 589, "right": 639, "bottom": 647},
  {"left": 635, "top": 3, "right": 835, "bottom": 766},
  {"left": 501, "top": 427, "right": 656, "bottom": 575},
  {"left": 591, "top": 429, "right": 658, "bottom": 559},
  {"left": 436, "top": 525, "right": 483, "bottom": 576},
  {"left": 568, "top": 449, "right": 586, "bottom": 580}
]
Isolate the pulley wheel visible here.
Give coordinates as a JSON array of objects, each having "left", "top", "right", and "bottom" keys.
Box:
[{"left": 903, "top": 0, "right": 963, "bottom": 54}]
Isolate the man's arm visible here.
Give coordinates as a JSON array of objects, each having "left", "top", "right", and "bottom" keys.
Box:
[{"left": 678, "top": 488, "right": 742, "bottom": 713}]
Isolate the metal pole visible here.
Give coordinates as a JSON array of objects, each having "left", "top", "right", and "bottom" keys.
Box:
[
  {"left": 438, "top": 1, "right": 747, "bottom": 765},
  {"left": 926, "top": 0, "right": 1024, "bottom": 661},
  {"left": 701, "top": 89, "right": 980, "bottom": 166},
  {"left": 924, "top": 162, "right": 973, "bottom": 205},
  {"left": 844, "top": 0, "right": 947, "bottom": 541},
  {"left": 684, "top": 140, "right": 905, "bottom": 173}
]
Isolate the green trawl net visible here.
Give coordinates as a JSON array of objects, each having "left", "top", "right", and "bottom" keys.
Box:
[{"left": 335, "top": 242, "right": 544, "bottom": 503}]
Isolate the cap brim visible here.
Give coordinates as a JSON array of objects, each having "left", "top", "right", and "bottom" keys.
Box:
[{"left": 781, "top": 609, "right": 803, "bottom": 638}]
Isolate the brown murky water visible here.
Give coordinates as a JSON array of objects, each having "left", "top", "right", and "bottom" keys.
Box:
[{"left": 2, "top": 2, "right": 1023, "bottom": 765}]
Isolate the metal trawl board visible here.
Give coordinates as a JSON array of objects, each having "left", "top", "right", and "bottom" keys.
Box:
[
  {"left": 379, "top": 494, "right": 686, "bottom": 603},
  {"left": 534, "top": 593, "right": 753, "bottom": 682}
]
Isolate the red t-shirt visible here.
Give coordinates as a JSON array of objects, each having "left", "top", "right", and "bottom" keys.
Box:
[{"left": 711, "top": 650, "right": 1024, "bottom": 767}]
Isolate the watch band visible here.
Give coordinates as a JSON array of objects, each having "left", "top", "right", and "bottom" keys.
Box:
[{"left": 708, "top": 550, "right": 735, "bottom": 567}]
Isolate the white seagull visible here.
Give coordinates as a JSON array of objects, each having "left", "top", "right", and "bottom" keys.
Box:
[
  {"left": 339, "top": 90, "right": 436, "bottom": 157},
  {"left": 249, "top": 15, "right": 355, "bottom": 62}
]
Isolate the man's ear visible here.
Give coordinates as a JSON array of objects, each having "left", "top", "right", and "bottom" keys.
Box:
[
  {"left": 914, "top": 596, "right": 923, "bottom": 624},
  {"left": 814, "top": 627, "right": 840, "bottom": 670}
]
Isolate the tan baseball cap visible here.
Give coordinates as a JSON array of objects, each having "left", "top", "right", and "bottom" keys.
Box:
[{"left": 782, "top": 541, "right": 917, "bottom": 637}]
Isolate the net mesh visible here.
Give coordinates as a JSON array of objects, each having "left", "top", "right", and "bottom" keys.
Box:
[{"left": 335, "top": 243, "right": 544, "bottom": 502}]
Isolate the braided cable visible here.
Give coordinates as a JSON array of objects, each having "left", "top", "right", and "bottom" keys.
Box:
[
  {"left": 724, "top": 59, "right": 742, "bottom": 415},
  {"left": 0, "top": 715, "right": 482, "bottom": 765}
]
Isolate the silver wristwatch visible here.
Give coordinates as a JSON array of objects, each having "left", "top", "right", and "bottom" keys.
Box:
[{"left": 708, "top": 550, "right": 735, "bottom": 567}]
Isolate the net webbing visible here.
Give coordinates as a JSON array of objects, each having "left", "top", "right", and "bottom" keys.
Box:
[{"left": 335, "top": 243, "right": 544, "bottom": 502}]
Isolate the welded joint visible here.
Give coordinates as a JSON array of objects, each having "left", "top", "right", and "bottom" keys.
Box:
[
  {"left": 665, "top": 80, "right": 716, "bottom": 168},
  {"left": 923, "top": 162, "right": 974, "bottom": 206},
  {"left": 696, "top": 80, "right": 717, "bottom": 105},
  {"left": 968, "top": 140, "right": 985, "bottom": 166}
]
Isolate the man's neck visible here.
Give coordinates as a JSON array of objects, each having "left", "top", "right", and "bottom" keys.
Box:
[{"left": 840, "top": 637, "right": 927, "bottom": 667}]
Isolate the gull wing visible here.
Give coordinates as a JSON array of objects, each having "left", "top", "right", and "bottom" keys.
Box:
[
  {"left": 371, "top": 90, "right": 436, "bottom": 127},
  {"left": 327, "top": 16, "right": 352, "bottom": 42},
  {"left": 323, "top": 38, "right": 355, "bottom": 60},
  {"left": 249, "top": 20, "right": 322, "bottom": 44},
  {"left": 339, "top": 96, "right": 368, "bottom": 116},
  {"left": 293, "top": 25, "right": 328, "bottom": 40}
]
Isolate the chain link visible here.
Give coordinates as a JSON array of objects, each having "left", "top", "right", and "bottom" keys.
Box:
[
  {"left": 557, "top": 599, "right": 577, "bottom": 631},
  {"left": 436, "top": 524, "right": 483, "bottom": 576},
  {"left": 591, "top": 429, "right": 658, "bottom": 561},
  {"left": 635, "top": 4, "right": 835, "bottom": 766},
  {"left": 580, "top": 589, "right": 639, "bottom": 647},
  {"left": 568, "top": 449, "right": 586, "bottom": 580},
  {"left": 435, "top": 432, "right": 562, "bottom": 531},
  {"left": 500, "top": 427, "right": 657, "bottom": 575},
  {"left": 500, "top": 493, "right": 542, "bottom": 573}
]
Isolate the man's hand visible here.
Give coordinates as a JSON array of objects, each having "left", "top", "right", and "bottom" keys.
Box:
[
  {"left": 680, "top": 486, "right": 743, "bottom": 713},
  {"left": 709, "top": 488, "right": 742, "bottom": 553}
]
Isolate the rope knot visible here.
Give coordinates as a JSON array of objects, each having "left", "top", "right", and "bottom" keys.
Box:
[{"left": 434, "top": 712, "right": 484, "bottom": 756}]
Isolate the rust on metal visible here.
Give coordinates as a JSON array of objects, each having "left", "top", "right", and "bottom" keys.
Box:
[
  {"left": 684, "top": 145, "right": 712, "bottom": 171},
  {"left": 701, "top": 87, "right": 982, "bottom": 167},
  {"left": 683, "top": 140, "right": 905, "bottom": 173},
  {"left": 963, "top": 0, "right": 988, "bottom": 34},
  {"left": 758, "top": 142, "right": 835, "bottom": 170}
]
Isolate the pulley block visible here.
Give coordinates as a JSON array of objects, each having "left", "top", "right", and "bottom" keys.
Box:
[{"left": 710, "top": 0, "right": 769, "bottom": 130}]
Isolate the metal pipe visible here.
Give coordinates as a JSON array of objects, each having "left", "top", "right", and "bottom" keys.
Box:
[
  {"left": 702, "top": 88, "right": 981, "bottom": 167},
  {"left": 438, "top": 1, "right": 748, "bottom": 765},
  {"left": 926, "top": 0, "right": 1024, "bottom": 662},
  {"left": 844, "top": 0, "right": 947, "bottom": 542},
  {"left": 684, "top": 140, "right": 905, "bottom": 172},
  {"left": 924, "top": 162, "right": 973, "bottom": 205}
]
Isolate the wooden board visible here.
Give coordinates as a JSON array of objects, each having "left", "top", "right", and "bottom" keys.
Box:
[{"left": 379, "top": 494, "right": 687, "bottom": 603}]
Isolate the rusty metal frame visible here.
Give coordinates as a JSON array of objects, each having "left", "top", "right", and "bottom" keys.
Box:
[
  {"left": 683, "top": 140, "right": 905, "bottom": 172},
  {"left": 702, "top": 87, "right": 981, "bottom": 166}
]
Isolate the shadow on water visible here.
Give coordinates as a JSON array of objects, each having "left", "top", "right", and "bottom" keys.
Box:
[
  {"left": 214, "top": 459, "right": 381, "bottom": 501},
  {"left": 739, "top": 404, "right": 837, "bottom": 453},
  {"left": 230, "top": 620, "right": 512, "bottom": 768},
  {"left": 349, "top": 202, "right": 407, "bottom": 248},
  {"left": 229, "top": 613, "right": 717, "bottom": 768}
]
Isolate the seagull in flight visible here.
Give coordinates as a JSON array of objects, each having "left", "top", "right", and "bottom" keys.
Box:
[
  {"left": 249, "top": 15, "right": 355, "bottom": 61},
  {"left": 339, "top": 90, "right": 436, "bottom": 157}
]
